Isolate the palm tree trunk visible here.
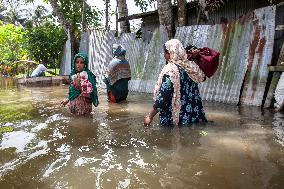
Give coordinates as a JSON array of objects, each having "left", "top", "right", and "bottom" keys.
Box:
[
  {"left": 177, "top": 0, "right": 186, "bottom": 27},
  {"left": 117, "top": 0, "right": 130, "bottom": 33},
  {"left": 105, "top": 0, "right": 109, "bottom": 30},
  {"left": 157, "top": 0, "right": 173, "bottom": 38},
  {"left": 115, "top": 0, "right": 119, "bottom": 36},
  {"left": 48, "top": 0, "right": 75, "bottom": 57},
  {"left": 82, "top": 0, "right": 86, "bottom": 31}
]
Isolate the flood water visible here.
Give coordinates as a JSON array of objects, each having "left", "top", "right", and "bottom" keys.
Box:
[{"left": 0, "top": 82, "right": 284, "bottom": 188}]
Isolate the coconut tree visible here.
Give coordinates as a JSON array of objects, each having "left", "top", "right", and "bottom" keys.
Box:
[
  {"left": 25, "top": 0, "right": 102, "bottom": 57},
  {"left": 81, "top": 0, "right": 86, "bottom": 31},
  {"left": 25, "top": 5, "right": 49, "bottom": 27}
]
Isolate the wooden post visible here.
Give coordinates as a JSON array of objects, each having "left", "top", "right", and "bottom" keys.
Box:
[
  {"left": 197, "top": 6, "right": 201, "bottom": 25},
  {"left": 264, "top": 38, "right": 284, "bottom": 108},
  {"left": 27, "top": 64, "right": 30, "bottom": 78}
]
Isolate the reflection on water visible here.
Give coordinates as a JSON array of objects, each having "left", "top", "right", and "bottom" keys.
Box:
[
  {"left": 0, "top": 77, "right": 16, "bottom": 89},
  {"left": 0, "top": 86, "right": 284, "bottom": 188}
]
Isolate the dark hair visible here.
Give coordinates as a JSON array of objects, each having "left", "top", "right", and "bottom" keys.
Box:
[
  {"left": 163, "top": 44, "right": 169, "bottom": 53},
  {"left": 185, "top": 44, "right": 198, "bottom": 53}
]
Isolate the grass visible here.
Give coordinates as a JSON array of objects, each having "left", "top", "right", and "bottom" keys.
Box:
[{"left": 46, "top": 68, "right": 60, "bottom": 76}]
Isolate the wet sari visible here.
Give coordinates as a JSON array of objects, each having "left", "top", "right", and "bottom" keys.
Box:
[
  {"left": 104, "top": 44, "right": 131, "bottom": 103},
  {"left": 153, "top": 39, "right": 207, "bottom": 126}
]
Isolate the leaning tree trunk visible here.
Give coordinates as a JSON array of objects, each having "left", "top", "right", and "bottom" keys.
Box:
[
  {"left": 157, "top": 0, "right": 173, "bottom": 38},
  {"left": 177, "top": 0, "right": 186, "bottom": 27},
  {"left": 105, "top": 0, "right": 110, "bottom": 30},
  {"left": 117, "top": 0, "right": 130, "bottom": 33},
  {"left": 49, "top": 0, "right": 75, "bottom": 57},
  {"left": 115, "top": 0, "right": 119, "bottom": 36},
  {"left": 81, "top": 0, "right": 86, "bottom": 31}
]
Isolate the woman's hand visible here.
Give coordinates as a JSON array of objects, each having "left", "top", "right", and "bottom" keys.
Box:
[
  {"left": 73, "top": 77, "right": 81, "bottom": 88},
  {"left": 144, "top": 115, "right": 153, "bottom": 127},
  {"left": 60, "top": 99, "right": 69, "bottom": 107},
  {"left": 191, "top": 49, "right": 200, "bottom": 59},
  {"left": 144, "top": 108, "right": 158, "bottom": 127}
]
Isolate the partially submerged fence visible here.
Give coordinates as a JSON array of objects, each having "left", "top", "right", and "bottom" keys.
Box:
[
  {"left": 66, "top": 6, "right": 276, "bottom": 107},
  {"left": 175, "top": 6, "right": 275, "bottom": 106}
]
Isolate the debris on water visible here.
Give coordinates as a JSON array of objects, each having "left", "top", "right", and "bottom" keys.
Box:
[
  {"left": 200, "top": 131, "right": 208, "bottom": 136},
  {"left": 28, "top": 143, "right": 35, "bottom": 148},
  {"left": 78, "top": 145, "right": 90, "bottom": 152},
  {"left": 119, "top": 179, "right": 130, "bottom": 188},
  {"left": 195, "top": 171, "right": 203, "bottom": 176},
  {"left": 100, "top": 122, "right": 107, "bottom": 127},
  {"left": 0, "top": 126, "right": 14, "bottom": 133}
]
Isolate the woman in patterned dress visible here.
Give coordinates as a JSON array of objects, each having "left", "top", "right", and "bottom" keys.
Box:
[
  {"left": 144, "top": 39, "right": 207, "bottom": 126},
  {"left": 61, "top": 52, "right": 99, "bottom": 116}
]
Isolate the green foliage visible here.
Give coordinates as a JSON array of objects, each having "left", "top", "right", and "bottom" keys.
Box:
[
  {"left": 58, "top": 0, "right": 102, "bottom": 32},
  {"left": 0, "top": 0, "right": 29, "bottom": 26},
  {"left": 25, "top": 5, "right": 50, "bottom": 28},
  {"left": 25, "top": 0, "right": 103, "bottom": 54},
  {"left": 0, "top": 126, "right": 14, "bottom": 133},
  {"left": 0, "top": 88, "right": 34, "bottom": 123},
  {"left": 0, "top": 102, "right": 33, "bottom": 123},
  {"left": 25, "top": 21, "right": 67, "bottom": 68},
  {"left": 134, "top": 0, "right": 156, "bottom": 12},
  {"left": 0, "top": 23, "right": 27, "bottom": 65},
  {"left": 25, "top": 0, "right": 102, "bottom": 29}
]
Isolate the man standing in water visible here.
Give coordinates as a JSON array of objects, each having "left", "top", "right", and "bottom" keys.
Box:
[{"left": 31, "top": 61, "right": 48, "bottom": 77}]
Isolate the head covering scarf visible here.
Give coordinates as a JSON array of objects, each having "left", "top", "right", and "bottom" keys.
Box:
[
  {"left": 153, "top": 39, "right": 205, "bottom": 125},
  {"left": 107, "top": 44, "right": 131, "bottom": 85},
  {"left": 112, "top": 44, "right": 126, "bottom": 59},
  {"left": 68, "top": 52, "right": 99, "bottom": 107}
]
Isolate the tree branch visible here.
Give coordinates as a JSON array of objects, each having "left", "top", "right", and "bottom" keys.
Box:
[{"left": 48, "top": 0, "right": 71, "bottom": 33}]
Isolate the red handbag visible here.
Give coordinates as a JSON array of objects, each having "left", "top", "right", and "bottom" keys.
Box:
[{"left": 187, "top": 47, "right": 220, "bottom": 78}]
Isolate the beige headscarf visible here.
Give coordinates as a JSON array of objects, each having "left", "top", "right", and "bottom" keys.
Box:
[{"left": 153, "top": 39, "right": 205, "bottom": 125}]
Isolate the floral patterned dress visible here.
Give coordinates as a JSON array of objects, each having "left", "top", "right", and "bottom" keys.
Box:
[
  {"left": 153, "top": 65, "right": 207, "bottom": 126},
  {"left": 69, "top": 71, "right": 94, "bottom": 116}
]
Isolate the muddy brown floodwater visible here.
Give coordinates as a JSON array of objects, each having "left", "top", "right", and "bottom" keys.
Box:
[{"left": 0, "top": 82, "right": 284, "bottom": 188}]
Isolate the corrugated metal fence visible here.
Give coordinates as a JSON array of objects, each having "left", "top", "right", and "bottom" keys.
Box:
[
  {"left": 82, "top": 26, "right": 168, "bottom": 93},
  {"left": 176, "top": 6, "right": 275, "bottom": 106},
  {"left": 80, "top": 6, "right": 275, "bottom": 106}
]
